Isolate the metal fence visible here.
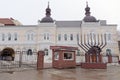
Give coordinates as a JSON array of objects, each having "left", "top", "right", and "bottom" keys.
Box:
[{"left": 0, "top": 51, "right": 37, "bottom": 69}]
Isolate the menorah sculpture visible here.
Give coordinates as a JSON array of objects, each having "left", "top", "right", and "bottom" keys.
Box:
[{"left": 77, "top": 33, "right": 107, "bottom": 69}]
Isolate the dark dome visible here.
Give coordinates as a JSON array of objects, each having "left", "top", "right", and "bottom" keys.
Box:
[
  {"left": 40, "top": 2, "right": 54, "bottom": 23},
  {"left": 83, "top": 16, "right": 97, "bottom": 22},
  {"left": 41, "top": 16, "right": 54, "bottom": 23},
  {"left": 83, "top": 2, "right": 97, "bottom": 22}
]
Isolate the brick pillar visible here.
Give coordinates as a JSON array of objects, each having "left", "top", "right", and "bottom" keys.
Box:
[
  {"left": 99, "top": 55, "right": 102, "bottom": 63},
  {"left": 37, "top": 51, "right": 44, "bottom": 70},
  {"left": 85, "top": 54, "right": 90, "bottom": 63},
  {"left": 108, "top": 55, "right": 112, "bottom": 63},
  {"left": 85, "top": 54, "right": 88, "bottom": 62}
]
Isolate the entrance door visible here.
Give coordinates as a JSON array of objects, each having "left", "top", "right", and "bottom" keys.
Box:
[
  {"left": 0, "top": 47, "right": 15, "bottom": 61},
  {"left": 91, "top": 54, "right": 97, "bottom": 63}
]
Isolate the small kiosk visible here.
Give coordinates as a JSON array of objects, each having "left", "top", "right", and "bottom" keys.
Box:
[{"left": 50, "top": 46, "right": 78, "bottom": 69}]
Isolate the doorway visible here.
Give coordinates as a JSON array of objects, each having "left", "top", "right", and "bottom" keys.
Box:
[{"left": 0, "top": 47, "right": 15, "bottom": 61}]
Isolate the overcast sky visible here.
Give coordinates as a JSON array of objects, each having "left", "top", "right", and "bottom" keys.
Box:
[{"left": 0, "top": 0, "right": 119, "bottom": 29}]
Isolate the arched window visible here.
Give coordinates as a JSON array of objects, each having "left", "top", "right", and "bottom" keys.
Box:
[
  {"left": 22, "top": 48, "right": 26, "bottom": 54},
  {"left": 58, "top": 34, "right": 61, "bottom": 41},
  {"left": 44, "top": 48, "right": 48, "bottom": 56},
  {"left": 14, "top": 33, "right": 17, "bottom": 41},
  {"left": 2, "top": 34, "right": 5, "bottom": 41},
  {"left": 105, "top": 32, "right": 111, "bottom": 41},
  {"left": 8, "top": 33, "right": 11, "bottom": 41},
  {"left": 33, "top": 49, "right": 37, "bottom": 53},
  {"left": 47, "top": 33, "right": 49, "bottom": 40},
  {"left": 27, "top": 49, "right": 33, "bottom": 55},
  {"left": 26, "top": 31, "right": 35, "bottom": 41},
  {"left": 27, "top": 34, "right": 30, "bottom": 40},
  {"left": 106, "top": 49, "right": 111, "bottom": 56},
  {"left": 31, "top": 33, "right": 33, "bottom": 40},
  {"left": 44, "top": 33, "right": 46, "bottom": 40},
  {"left": 70, "top": 34, "right": 73, "bottom": 41},
  {"left": 108, "top": 33, "right": 111, "bottom": 41},
  {"left": 44, "top": 33, "right": 50, "bottom": 40},
  {"left": 64, "top": 34, "right": 67, "bottom": 41},
  {"left": 90, "top": 32, "right": 95, "bottom": 42}
]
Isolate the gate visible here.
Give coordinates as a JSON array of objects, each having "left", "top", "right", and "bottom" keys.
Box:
[{"left": 0, "top": 50, "right": 38, "bottom": 69}]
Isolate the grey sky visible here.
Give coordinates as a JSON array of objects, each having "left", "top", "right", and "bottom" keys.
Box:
[{"left": 0, "top": 0, "right": 119, "bottom": 29}]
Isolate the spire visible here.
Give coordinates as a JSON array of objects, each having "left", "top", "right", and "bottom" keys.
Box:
[
  {"left": 85, "top": 1, "right": 90, "bottom": 16},
  {"left": 40, "top": 2, "right": 54, "bottom": 23},
  {"left": 45, "top": 2, "right": 51, "bottom": 17},
  {"left": 48, "top": 1, "right": 49, "bottom": 8},
  {"left": 83, "top": 1, "right": 97, "bottom": 22}
]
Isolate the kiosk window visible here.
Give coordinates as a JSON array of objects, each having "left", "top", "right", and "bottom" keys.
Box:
[
  {"left": 64, "top": 52, "right": 73, "bottom": 60},
  {"left": 54, "top": 52, "right": 59, "bottom": 60}
]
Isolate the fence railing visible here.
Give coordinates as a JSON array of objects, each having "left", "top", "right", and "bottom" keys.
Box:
[{"left": 0, "top": 51, "right": 38, "bottom": 69}]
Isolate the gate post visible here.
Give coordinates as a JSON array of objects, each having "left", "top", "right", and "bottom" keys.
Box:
[
  {"left": 19, "top": 51, "right": 22, "bottom": 67},
  {"left": 37, "top": 51, "right": 44, "bottom": 70},
  {"left": 108, "top": 55, "right": 112, "bottom": 63}
]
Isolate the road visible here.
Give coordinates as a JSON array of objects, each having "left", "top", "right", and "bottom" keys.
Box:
[{"left": 0, "top": 66, "right": 120, "bottom": 80}]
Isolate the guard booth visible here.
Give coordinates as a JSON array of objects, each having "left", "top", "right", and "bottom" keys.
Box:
[{"left": 50, "top": 46, "right": 78, "bottom": 69}]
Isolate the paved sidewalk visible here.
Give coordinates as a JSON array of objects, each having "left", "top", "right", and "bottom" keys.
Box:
[{"left": 0, "top": 66, "right": 120, "bottom": 80}]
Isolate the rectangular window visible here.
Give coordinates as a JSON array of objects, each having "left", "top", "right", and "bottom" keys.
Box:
[
  {"left": 54, "top": 52, "right": 59, "bottom": 60},
  {"left": 64, "top": 52, "right": 74, "bottom": 60}
]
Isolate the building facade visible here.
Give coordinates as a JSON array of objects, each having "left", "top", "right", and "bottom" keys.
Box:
[{"left": 0, "top": 3, "right": 119, "bottom": 62}]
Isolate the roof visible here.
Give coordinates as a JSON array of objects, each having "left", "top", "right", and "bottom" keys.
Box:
[
  {"left": 40, "top": 16, "right": 54, "bottom": 23},
  {"left": 55, "top": 21, "right": 82, "bottom": 27},
  {"left": 0, "top": 18, "right": 15, "bottom": 26},
  {"left": 50, "top": 46, "right": 78, "bottom": 50},
  {"left": 83, "top": 16, "right": 97, "bottom": 22}
]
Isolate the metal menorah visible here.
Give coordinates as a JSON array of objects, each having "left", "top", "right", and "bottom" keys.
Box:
[{"left": 77, "top": 33, "right": 107, "bottom": 54}]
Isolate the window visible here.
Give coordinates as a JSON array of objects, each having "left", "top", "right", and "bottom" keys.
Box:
[
  {"left": 105, "top": 33, "right": 111, "bottom": 41},
  {"left": 64, "top": 52, "right": 73, "bottom": 60},
  {"left": 31, "top": 34, "right": 33, "bottom": 40},
  {"left": 77, "top": 34, "right": 79, "bottom": 41},
  {"left": 26, "top": 31, "right": 35, "bottom": 41},
  {"left": 76, "top": 49, "right": 80, "bottom": 56},
  {"left": 90, "top": 32, "right": 95, "bottom": 42},
  {"left": 58, "top": 34, "right": 61, "bottom": 41},
  {"left": 70, "top": 34, "right": 73, "bottom": 41},
  {"left": 33, "top": 49, "right": 37, "bottom": 53},
  {"left": 54, "top": 52, "right": 59, "bottom": 60},
  {"left": 27, "top": 49, "right": 33, "bottom": 55},
  {"left": 2, "top": 34, "right": 5, "bottom": 41},
  {"left": 27, "top": 34, "right": 30, "bottom": 40},
  {"left": 8, "top": 33, "right": 11, "bottom": 41},
  {"left": 14, "top": 33, "right": 17, "bottom": 41},
  {"left": 44, "top": 33, "right": 46, "bottom": 40},
  {"left": 64, "top": 34, "right": 67, "bottom": 41},
  {"left": 47, "top": 33, "right": 49, "bottom": 40},
  {"left": 44, "top": 33, "right": 49, "bottom": 40},
  {"left": 44, "top": 49, "right": 48, "bottom": 56},
  {"left": 106, "top": 49, "right": 111, "bottom": 56},
  {"left": 108, "top": 33, "right": 111, "bottom": 41}
]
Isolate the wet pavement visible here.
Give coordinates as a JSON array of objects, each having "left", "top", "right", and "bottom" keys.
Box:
[{"left": 0, "top": 66, "right": 120, "bottom": 80}]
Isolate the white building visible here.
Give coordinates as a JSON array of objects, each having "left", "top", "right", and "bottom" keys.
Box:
[{"left": 0, "top": 3, "right": 119, "bottom": 62}]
